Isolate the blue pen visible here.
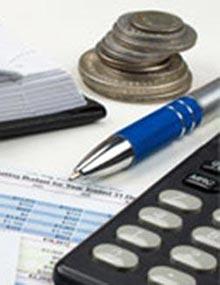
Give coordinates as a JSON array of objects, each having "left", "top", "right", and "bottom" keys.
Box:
[{"left": 70, "top": 78, "right": 220, "bottom": 180}]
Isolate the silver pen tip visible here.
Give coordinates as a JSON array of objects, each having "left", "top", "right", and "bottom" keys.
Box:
[{"left": 69, "top": 171, "right": 82, "bottom": 181}]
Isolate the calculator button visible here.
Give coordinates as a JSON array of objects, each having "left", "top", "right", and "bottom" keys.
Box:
[
  {"left": 92, "top": 243, "right": 139, "bottom": 270},
  {"left": 171, "top": 245, "right": 217, "bottom": 271},
  {"left": 202, "top": 160, "right": 220, "bottom": 174},
  {"left": 213, "top": 209, "right": 220, "bottom": 226},
  {"left": 159, "top": 190, "right": 202, "bottom": 212},
  {"left": 192, "top": 226, "right": 220, "bottom": 250},
  {"left": 139, "top": 207, "right": 182, "bottom": 230},
  {"left": 116, "top": 225, "right": 161, "bottom": 249},
  {"left": 148, "top": 266, "right": 196, "bottom": 285},
  {"left": 184, "top": 173, "right": 218, "bottom": 192}
]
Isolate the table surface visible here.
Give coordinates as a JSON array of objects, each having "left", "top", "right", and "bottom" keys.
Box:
[{"left": 0, "top": 0, "right": 219, "bottom": 195}]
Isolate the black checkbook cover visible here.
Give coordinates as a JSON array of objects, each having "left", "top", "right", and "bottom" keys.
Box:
[{"left": 0, "top": 98, "right": 106, "bottom": 139}]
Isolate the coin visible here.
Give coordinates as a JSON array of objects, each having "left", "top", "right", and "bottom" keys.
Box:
[
  {"left": 114, "top": 16, "right": 197, "bottom": 52},
  {"left": 79, "top": 50, "right": 192, "bottom": 102},
  {"left": 81, "top": 51, "right": 189, "bottom": 85},
  {"left": 96, "top": 31, "right": 171, "bottom": 71},
  {"left": 78, "top": 11, "right": 197, "bottom": 103},
  {"left": 96, "top": 43, "right": 170, "bottom": 73},
  {"left": 103, "top": 32, "right": 149, "bottom": 61},
  {"left": 103, "top": 32, "right": 170, "bottom": 63},
  {"left": 131, "top": 11, "right": 184, "bottom": 33},
  {"left": 96, "top": 40, "right": 170, "bottom": 72},
  {"left": 116, "top": 14, "right": 186, "bottom": 41},
  {"left": 83, "top": 71, "right": 192, "bottom": 103}
]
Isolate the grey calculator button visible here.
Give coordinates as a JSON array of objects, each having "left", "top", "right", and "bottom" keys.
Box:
[
  {"left": 202, "top": 160, "right": 220, "bottom": 174},
  {"left": 213, "top": 209, "right": 220, "bottom": 226},
  {"left": 159, "top": 190, "right": 202, "bottom": 212},
  {"left": 184, "top": 173, "right": 218, "bottom": 192},
  {"left": 139, "top": 207, "right": 182, "bottom": 230},
  {"left": 192, "top": 226, "right": 220, "bottom": 250},
  {"left": 148, "top": 266, "right": 196, "bottom": 285},
  {"left": 116, "top": 225, "right": 161, "bottom": 249},
  {"left": 92, "top": 243, "right": 139, "bottom": 270},
  {"left": 171, "top": 245, "right": 217, "bottom": 271}
]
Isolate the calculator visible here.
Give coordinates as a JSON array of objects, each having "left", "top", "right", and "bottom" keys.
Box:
[{"left": 53, "top": 135, "right": 220, "bottom": 285}]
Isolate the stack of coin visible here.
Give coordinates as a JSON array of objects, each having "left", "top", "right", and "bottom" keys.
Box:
[{"left": 79, "top": 11, "right": 197, "bottom": 103}]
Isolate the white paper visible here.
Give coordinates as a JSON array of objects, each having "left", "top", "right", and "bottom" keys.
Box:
[
  {"left": 0, "top": 24, "right": 59, "bottom": 76},
  {"left": 0, "top": 231, "right": 20, "bottom": 285}
]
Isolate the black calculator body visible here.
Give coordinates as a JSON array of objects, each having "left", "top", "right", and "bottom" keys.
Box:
[{"left": 54, "top": 135, "right": 220, "bottom": 285}]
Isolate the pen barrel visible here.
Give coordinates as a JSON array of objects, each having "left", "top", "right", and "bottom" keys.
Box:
[
  {"left": 117, "top": 97, "right": 203, "bottom": 162},
  {"left": 190, "top": 78, "right": 220, "bottom": 122}
]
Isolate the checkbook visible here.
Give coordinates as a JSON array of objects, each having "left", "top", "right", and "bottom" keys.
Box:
[{"left": 0, "top": 24, "right": 106, "bottom": 139}]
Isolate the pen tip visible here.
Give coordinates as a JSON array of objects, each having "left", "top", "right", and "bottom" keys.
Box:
[{"left": 69, "top": 171, "right": 81, "bottom": 181}]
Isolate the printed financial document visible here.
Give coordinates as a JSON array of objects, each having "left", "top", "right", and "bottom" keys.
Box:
[{"left": 0, "top": 166, "right": 135, "bottom": 285}]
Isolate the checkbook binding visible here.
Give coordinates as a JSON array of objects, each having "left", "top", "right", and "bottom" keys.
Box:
[{"left": 0, "top": 98, "right": 106, "bottom": 139}]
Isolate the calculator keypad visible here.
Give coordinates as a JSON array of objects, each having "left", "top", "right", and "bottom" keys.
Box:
[
  {"left": 192, "top": 226, "right": 220, "bottom": 250},
  {"left": 116, "top": 225, "right": 161, "bottom": 249},
  {"left": 139, "top": 207, "right": 183, "bottom": 230},
  {"left": 56, "top": 137, "right": 220, "bottom": 285},
  {"left": 159, "top": 190, "right": 203, "bottom": 212},
  {"left": 148, "top": 266, "right": 196, "bottom": 285},
  {"left": 170, "top": 245, "right": 217, "bottom": 271},
  {"left": 92, "top": 243, "right": 139, "bottom": 270}
]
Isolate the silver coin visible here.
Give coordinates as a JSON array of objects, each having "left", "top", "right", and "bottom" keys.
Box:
[
  {"left": 96, "top": 43, "right": 170, "bottom": 73},
  {"left": 98, "top": 38, "right": 150, "bottom": 64},
  {"left": 113, "top": 24, "right": 197, "bottom": 53},
  {"left": 131, "top": 11, "right": 184, "bottom": 33},
  {"left": 115, "top": 14, "right": 197, "bottom": 52},
  {"left": 104, "top": 32, "right": 169, "bottom": 60},
  {"left": 101, "top": 55, "right": 188, "bottom": 81},
  {"left": 96, "top": 34, "right": 171, "bottom": 71},
  {"left": 102, "top": 32, "right": 170, "bottom": 63},
  {"left": 103, "top": 32, "right": 150, "bottom": 61},
  {"left": 80, "top": 50, "right": 188, "bottom": 85},
  {"left": 116, "top": 13, "right": 185, "bottom": 40},
  {"left": 82, "top": 71, "right": 192, "bottom": 102},
  {"left": 79, "top": 50, "right": 192, "bottom": 102}
]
